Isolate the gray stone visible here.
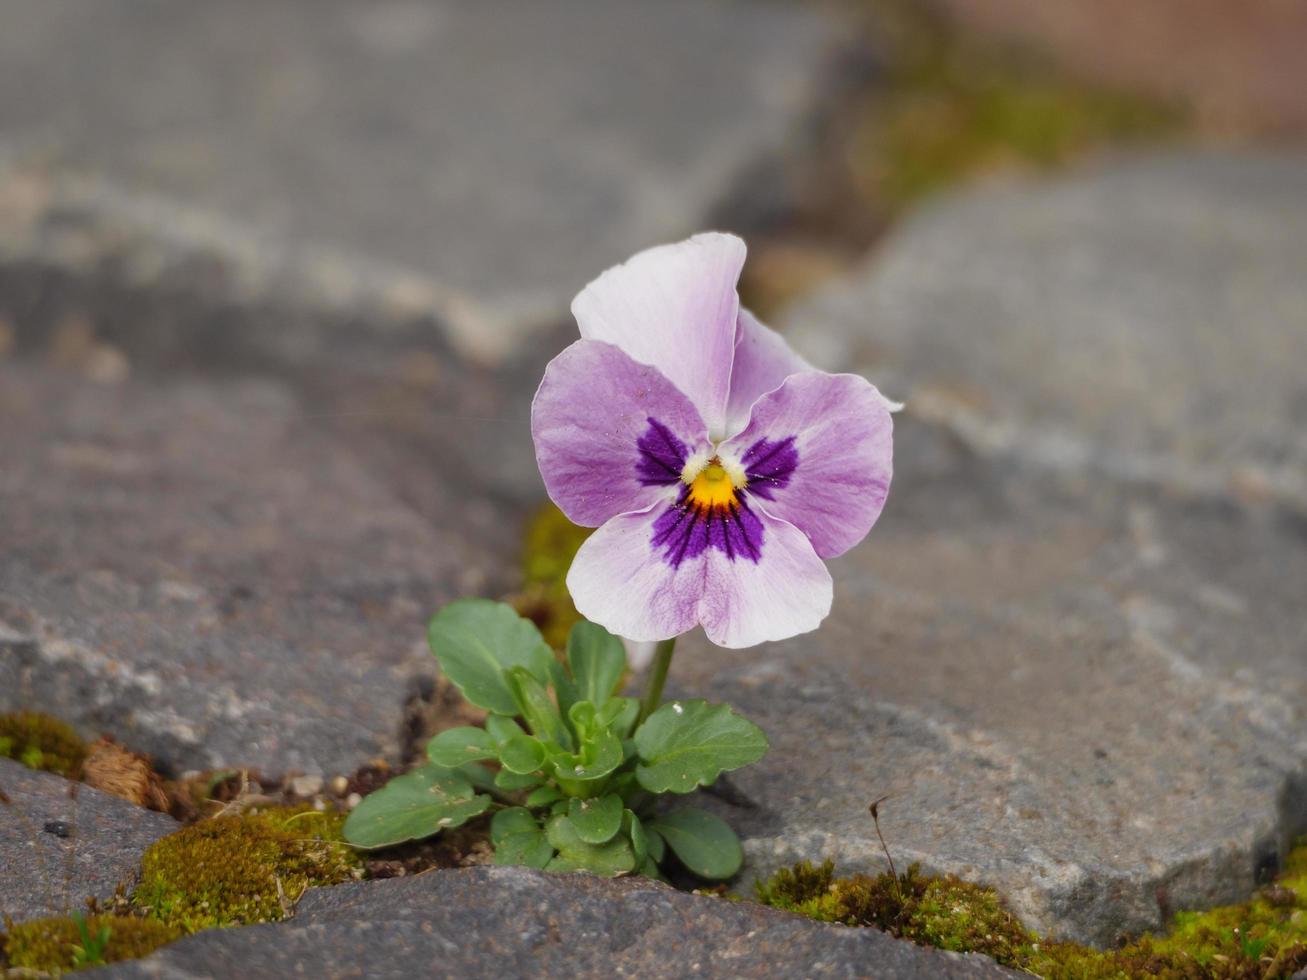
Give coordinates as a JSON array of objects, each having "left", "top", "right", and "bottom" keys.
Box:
[
  {"left": 93, "top": 865, "right": 1019, "bottom": 979},
  {"left": 0, "top": 360, "right": 521, "bottom": 776},
  {"left": 783, "top": 152, "right": 1307, "bottom": 508},
  {"left": 0, "top": 757, "right": 177, "bottom": 923},
  {"left": 671, "top": 419, "right": 1307, "bottom": 946},
  {"left": 0, "top": 0, "right": 838, "bottom": 359}
]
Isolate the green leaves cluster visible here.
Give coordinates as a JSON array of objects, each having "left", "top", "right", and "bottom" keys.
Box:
[{"left": 343, "top": 600, "right": 767, "bottom": 881}]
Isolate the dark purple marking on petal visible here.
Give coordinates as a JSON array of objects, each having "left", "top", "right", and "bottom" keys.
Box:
[
  {"left": 636, "top": 417, "right": 689, "bottom": 487},
  {"left": 741, "top": 436, "right": 798, "bottom": 500},
  {"left": 651, "top": 490, "right": 764, "bottom": 569}
]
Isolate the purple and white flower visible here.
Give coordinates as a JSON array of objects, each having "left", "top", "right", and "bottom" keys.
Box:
[{"left": 531, "top": 233, "right": 895, "bottom": 649}]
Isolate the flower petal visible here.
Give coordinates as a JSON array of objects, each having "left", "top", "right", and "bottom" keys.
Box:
[
  {"left": 566, "top": 506, "right": 704, "bottom": 643},
  {"left": 723, "top": 308, "right": 814, "bottom": 438},
  {"left": 567, "top": 503, "right": 832, "bottom": 649},
  {"left": 721, "top": 372, "right": 894, "bottom": 559},
  {"left": 571, "top": 233, "right": 745, "bottom": 438},
  {"left": 698, "top": 508, "right": 832, "bottom": 648},
  {"left": 623, "top": 638, "right": 659, "bottom": 672},
  {"left": 532, "top": 340, "right": 709, "bottom": 527}
]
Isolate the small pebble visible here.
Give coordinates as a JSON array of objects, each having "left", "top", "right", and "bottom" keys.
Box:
[
  {"left": 329, "top": 775, "right": 349, "bottom": 796},
  {"left": 290, "top": 774, "right": 323, "bottom": 797},
  {"left": 345, "top": 792, "right": 362, "bottom": 810},
  {"left": 43, "top": 820, "right": 71, "bottom": 838}
]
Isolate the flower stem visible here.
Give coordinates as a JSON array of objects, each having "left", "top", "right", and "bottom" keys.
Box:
[{"left": 637, "top": 638, "right": 677, "bottom": 725}]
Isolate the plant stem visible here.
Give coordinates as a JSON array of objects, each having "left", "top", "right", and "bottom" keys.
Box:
[{"left": 637, "top": 638, "right": 677, "bottom": 725}]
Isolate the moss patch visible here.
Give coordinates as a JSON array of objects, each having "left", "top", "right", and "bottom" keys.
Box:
[
  {"left": 757, "top": 859, "right": 1032, "bottom": 966},
  {"left": 858, "top": 3, "right": 1181, "bottom": 212},
  {"left": 736, "top": 0, "right": 1183, "bottom": 319},
  {"left": 509, "top": 503, "right": 592, "bottom": 649},
  {"left": 132, "top": 806, "right": 361, "bottom": 932},
  {"left": 851, "top": 0, "right": 1182, "bottom": 213},
  {"left": 2, "top": 915, "right": 180, "bottom": 974},
  {"left": 0, "top": 712, "right": 88, "bottom": 777},
  {"left": 757, "top": 841, "right": 1307, "bottom": 978}
]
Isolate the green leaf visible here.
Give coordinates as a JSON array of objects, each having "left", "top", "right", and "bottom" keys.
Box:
[
  {"left": 625, "top": 809, "right": 649, "bottom": 865},
  {"left": 428, "top": 600, "right": 554, "bottom": 715},
  {"left": 525, "top": 785, "right": 564, "bottom": 808},
  {"left": 491, "top": 807, "right": 554, "bottom": 868},
  {"left": 426, "top": 726, "right": 497, "bottom": 767},
  {"left": 485, "top": 714, "right": 524, "bottom": 745},
  {"left": 544, "top": 814, "right": 636, "bottom": 876},
  {"left": 490, "top": 806, "right": 540, "bottom": 844},
  {"left": 343, "top": 764, "right": 492, "bottom": 849},
  {"left": 553, "top": 727, "right": 624, "bottom": 783},
  {"left": 499, "top": 733, "right": 548, "bottom": 775},
  {"left": 496, "top": 830, "right": 555, "bottom": 869},
  {"left": 456, "top": 762, "right": 498, "bottom": 795},
  {"left": 633, "top": 700, "right": 767, "bottom": 794},
  {"left": 566, "top": 621, "right": 627, "bottom": 706},
  {"left": 597, "top": 697, "right": 640, "bottom": 739},
  {"left": 566, "top": 794, "right": 623, "bottom": 844},
  {"left": 644, "top": 825, "right": 666, "bottom": 864},
  {"left": 648, "top": 808, "right": 743, "bottom": 880},
  {"left": 494, "top": 768, "right": 543, "bottom": 791},
  {"left": 506, "top": 666, "right": 570, "bottom": 749}
]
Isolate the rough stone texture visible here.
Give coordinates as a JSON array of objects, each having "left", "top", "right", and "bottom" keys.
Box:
[
  {"left": 784, "top": 152, "right": 1307, "bottom": 510},
  {"left": 0, "top": 0, "right": 837, "bottom": 358},
  {"left": 94, "top": 866, "right": 1018, "bottom": 979},
  {"left": 0, "top": 359, "right": 521, "bottom": 776},
  {"left": 669, "top": 154, "right": 1307, "bottom": 946},
  {"left": 676, "top": 419, "right": 1307, "bottom": 946},
  {"left": 0, "top": 757, "right": 177, "bottom": 923}
]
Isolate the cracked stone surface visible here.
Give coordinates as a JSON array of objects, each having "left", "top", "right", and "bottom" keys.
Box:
[
  {"left": 0, "top": 0, "right": 837, "bottom": 358},
  {"left": 0, "top": 758, "right": 177, "bottom": 924},
  {"left": 93, "top": 865, "right": 1019, "bottom": 979},
  {"left": 0, "top": 359, "right": 520, "bottom": 776},
  {"left": 783, "top": 152, "right": 1307, "bottom": 509},
  {"left": 668, "top": 153, "right": 1307, "bottom": 946},
  {"left": 677, "top": 419, "right": 1307, "bottom": 945}
]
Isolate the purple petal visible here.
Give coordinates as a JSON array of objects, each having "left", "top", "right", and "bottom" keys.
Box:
[
  {"left": 566, "top": 504, "right": 832, "bottom": 648},
  {"left": 532, "top": 340, "right": 709, "bottom": 527},
  {"left": 566, "top": 506, "right": 706, "bottom": 643},
  {"left": 651, "top": 488, "right": 764, "bottom": 568},
  {"left": 571, "top": 233, "right": 745, "bottom": 438},
  {"left": 720, "top": 372, "right": 894, "bottom": 559},
  {"left": 698, "top": 509, "right": 832, "bottom": 648},
  {"left": 723, "top": 308, "right": 814, "bottom": 437}
]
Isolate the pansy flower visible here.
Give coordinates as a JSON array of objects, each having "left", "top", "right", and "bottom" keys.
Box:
[{"left": 531, "top": 233, "right": 895, "bottom": 649}]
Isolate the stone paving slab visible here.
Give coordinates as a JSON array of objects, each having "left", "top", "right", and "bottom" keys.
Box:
[
  {"left": 0, "top": 0, "right": 838, "bottom": 358},
  {"left": 93, "top": 866, "right": 1019, "bottom": 979},
  {"left": 783, "top": 152, "right": 1307, "bottom": 509},
  {"left": 675, "top": 419, "right": 1307, "bottom": 946},
  {"left": 673, "top": 152, "right": 1307, "bottom": 946},
  {"left": 0, "top": 758, "right": 177, "bottom": 924},
  {"left": 0, "top": 360, "right": 519, "bottom": 776}
]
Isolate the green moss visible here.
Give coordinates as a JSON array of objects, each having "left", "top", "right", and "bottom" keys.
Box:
[
  {"left": 848, "top": 0, "right": 1182, "bottom": 213},
  {"left": 2, "top": 914, "right": 180, "bottom": 974},
  {"left": 511, "top": 503, "right": 592, "bottom": 649},
  {"left": 757, "top": 840, "right": 1307, "bottom": 978},
  {"left": 0, "top": 712, "right": 88, "bottom": 777},
  {"left": 757, "top": 860, "right": 1032, "bottom": 965},
  {"left": 132, "top": 806, "right": 360, "bottom": 932}
]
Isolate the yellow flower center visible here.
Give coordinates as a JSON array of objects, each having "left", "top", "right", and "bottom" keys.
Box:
[{"left": 685, "top": 459, "right": 743, "bottom": 511}]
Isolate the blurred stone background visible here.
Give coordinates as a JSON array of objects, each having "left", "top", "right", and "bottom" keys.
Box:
[{"left": 1, "top": 0, "right": 1305, "bottom": 958}]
